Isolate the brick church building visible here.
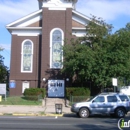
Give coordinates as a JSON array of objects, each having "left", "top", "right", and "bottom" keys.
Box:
[{"left": 6, "top": 0, "right": 91, "bottom": 96}]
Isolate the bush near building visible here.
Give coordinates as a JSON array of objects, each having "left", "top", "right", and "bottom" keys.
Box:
[
  {"left": 66, "top": 87, "right": 90, "bottom": 98},
  {"left": 23, "top": 88, "right": 46, "bottom": 100}
]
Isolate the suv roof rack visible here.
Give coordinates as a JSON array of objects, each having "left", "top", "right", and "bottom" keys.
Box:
[{"left": 100, "top": 92, "right": 118, "bottom": 95}]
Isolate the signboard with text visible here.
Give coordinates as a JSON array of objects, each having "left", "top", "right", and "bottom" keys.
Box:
[
  {"left": 0, "top": 84, "right": 6, "bottom": 95},
  {"left": 0, "top": 84, "right": 6, "bottom": 100},
  {"left": 9, "top": 80, "right": 16, "bottom": 88},
  {"left": 48, "top": 80, "right": 65, "bottom": 97}
]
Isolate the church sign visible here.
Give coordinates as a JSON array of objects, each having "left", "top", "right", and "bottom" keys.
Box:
[
  {"left": 9, "top": 80, "right": 16, "bottom": 88},
  {"left": 0, "top": 84, "right": 6, "bottom": 100},
  {"left": 48, "top": 80, "right": 65, "bottom": 97}
]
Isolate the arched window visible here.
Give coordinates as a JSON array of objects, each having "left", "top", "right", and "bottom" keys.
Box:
[
  {"left": 21, "top": 40, "right": 33, "bottom": 72},
  {"left": 50, "top": 28, "right": 64, "bottom": 69}
]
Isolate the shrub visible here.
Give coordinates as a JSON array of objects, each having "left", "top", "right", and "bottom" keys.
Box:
[
  {"left": 66, "top": 87, "right": 90, "bottom": 98},
  {"left": 23, "top": 88, "right": 46, "bottom": 100}
]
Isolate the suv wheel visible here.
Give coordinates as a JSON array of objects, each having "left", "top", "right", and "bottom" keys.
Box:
[
  {"left": 79, "top": 108, "right": 89, "bottom": 118},
  {"left": 115, "top": 108, "right": 125, "bottom": 118}
]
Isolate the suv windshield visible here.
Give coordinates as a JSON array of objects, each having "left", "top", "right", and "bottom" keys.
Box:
[{"left": 87, "top": 96, "right": 95, "bottom": 102}]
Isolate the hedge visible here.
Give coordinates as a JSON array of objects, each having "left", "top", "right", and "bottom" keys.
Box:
[
  {"left": 66, "top": 87, "right": 90, "bottom": 98},
  {"left": 23, "top": 88, "right": 46, "bottom": 100}
]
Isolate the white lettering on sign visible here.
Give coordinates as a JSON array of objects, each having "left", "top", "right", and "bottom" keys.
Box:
[{"left": 48, "top": 80, "right": 65, "bottom": 97}]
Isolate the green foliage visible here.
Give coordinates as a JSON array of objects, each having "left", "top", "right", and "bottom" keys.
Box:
[
  {"left": 63, "top": 15, "right": 130, "bottom": 88},
  {"left": 0, "top": 96, "right": 42, "bottom": 105},
  {"left": 0, "top": 49, "right": 8, "bottom": 83},
  {"left": 63, "top": 38, "right": 95, "bottom": 84},
  {"left": 66, "top": 87, "right": 90, "bottom": 98},
  {"left": 24, "top": 88, "right": 46, "bottom": 100}
]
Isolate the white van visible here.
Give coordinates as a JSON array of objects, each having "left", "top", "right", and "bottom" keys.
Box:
[{"left": 120, "top": 86, "right": 130, "bottom": 96}]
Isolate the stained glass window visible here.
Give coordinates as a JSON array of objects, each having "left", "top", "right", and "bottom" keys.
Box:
[
  {"left": 21, "top": 40, "right": 33, "bottom": 72},
  {"left": 51, "top": 29, "right": 63, "bottom": 68}
]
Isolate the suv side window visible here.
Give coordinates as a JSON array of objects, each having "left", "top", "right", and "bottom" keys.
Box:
[
  {"left": 107, "top": 96, "right": 117, "bottom": 102},
  {"left": 94, "top": 96, "right": 105, "bottom": 102},
  {"left": 119, "top": 95, "right": 129, "bottom": 101}
]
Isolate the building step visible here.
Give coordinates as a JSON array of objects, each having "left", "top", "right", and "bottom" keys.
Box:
[{"left": 45, "top": 98, "right": 65, "bottom": 106}]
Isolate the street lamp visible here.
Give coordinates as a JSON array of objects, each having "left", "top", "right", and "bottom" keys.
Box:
[
  {"left": 43, "top": 78, "right": 46, "bottom": 82},
  {"left": 65, "top": 78, "right": 69, "bottom": 107},
  {"left": 42, "top": 78, "right": 47, "bottom": 103},
  {"left": 66, "top": 78, "right": 69, "bottom": 82}
]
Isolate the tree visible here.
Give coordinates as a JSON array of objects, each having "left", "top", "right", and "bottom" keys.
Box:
[
  {"left": 0, "top": 47, "right": 8, "bottom": 83},
  {"left": 107, "top": 23, "right": 130, "bottom": 86},
  {"left": 62, "top": 15, "right": 130, "bottom": 88}
]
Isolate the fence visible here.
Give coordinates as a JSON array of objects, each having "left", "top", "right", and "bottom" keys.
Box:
[{"left": 69, "top": 95, "right": 93, "bottom": 105}]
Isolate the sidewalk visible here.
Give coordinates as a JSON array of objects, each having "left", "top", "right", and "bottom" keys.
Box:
[
  {"left": 0, "top": 105, "right": 130, "bottom": 117},
  {"left": 0, "top": 105, "right": 71, "bottom": 116},
  {"left": 0, "top": 97, "right": 130, "bottom": 117}
]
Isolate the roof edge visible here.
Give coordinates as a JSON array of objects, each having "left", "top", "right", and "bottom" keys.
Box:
[
  {"left": 72, "top": 10, "right": 91, "bottom": 21},
  {"left": 72, "top": 27, "right": 86, "bottom": 30},
  {"left": 6, "top": 27, "right": 42, "bottom": 30},
  {"left": 6, "top": 9, "right": 42, "bottom": 27}
]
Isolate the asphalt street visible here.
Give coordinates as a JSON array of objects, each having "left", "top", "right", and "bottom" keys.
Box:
[{"left": 0, "top": 115, "right": 130, "bottom": 130}]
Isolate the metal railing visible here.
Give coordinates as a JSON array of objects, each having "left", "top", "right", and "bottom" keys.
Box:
[{"left": 69, "top": 95, "right": 92, "bottom": 105}]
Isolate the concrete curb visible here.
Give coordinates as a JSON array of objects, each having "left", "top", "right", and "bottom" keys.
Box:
[
  {"left": 12, "top": 113, "right": 41, "bottom": 116},
  {"left": 0, "top": 112, "right": 130, "bottom": 117},
  {"left": 45, "top": 113, "right": 63, "bottom": 117},
  {"left": 0, "top": 112, "right": 65, "bottom": 117},
  {"left": 0, "top": 113, "right": 3, "bottom": 116}
]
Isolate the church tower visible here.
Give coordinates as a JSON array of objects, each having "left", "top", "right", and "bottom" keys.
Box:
[{"left": 38, "top": 0, "right": 78, "bottom": 97}]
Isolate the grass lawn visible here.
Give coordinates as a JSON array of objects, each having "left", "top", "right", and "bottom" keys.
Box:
[{"left": 0, "top": 96, "right": 42, "bottom": 105}]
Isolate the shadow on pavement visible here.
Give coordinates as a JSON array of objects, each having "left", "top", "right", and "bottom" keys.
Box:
[
  {"left": 63, "top": 113, "right": 130, "bottom": 119},
  {"left": 63, "top": 113, "right": 78, "bottom": 117}
]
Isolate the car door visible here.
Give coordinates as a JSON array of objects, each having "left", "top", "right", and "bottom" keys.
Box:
[
  {"left": 105, "top": 96, "right": 118, "bottom": 113},
  {"left": 90, "top": 96, "right": 106, "bottom": 114}
]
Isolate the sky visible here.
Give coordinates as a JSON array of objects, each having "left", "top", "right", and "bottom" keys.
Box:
[{"left": 0, "top": 0, "right": 130, "bottom": 69}]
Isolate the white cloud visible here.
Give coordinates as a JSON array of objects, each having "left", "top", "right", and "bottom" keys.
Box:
[
  {"left": 0, "top": 43, "right": 11, "bottom": 51},
  {"left": 0, "top": 0, "right": 38, "bottom": 25},
  {"left": 1, "top": 0, "right": 130, "bottom": 25},
  {"left": 77, "top": 0, "right": 130, "bottom": 22}
]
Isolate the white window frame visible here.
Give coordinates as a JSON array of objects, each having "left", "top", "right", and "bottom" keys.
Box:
[
  {"left": 50, "top": 28, "right": 64, "bottom": 69},
  {"left": 21, "top": 39, "right": 33, "bottom": 73}
]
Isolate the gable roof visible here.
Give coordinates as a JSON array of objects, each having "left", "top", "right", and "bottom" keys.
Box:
[
  {"left": 6, "top": 9, "right": 42, "bottom": 27},
  {"left": 72, "top": 10, "right": 91, "bottom": 37},
  {"left": 6, "top": 9, "right": 42, "bottom": 36},
  {"left": 6, "top": 8, "right": 91, "bottom": 37},
  {"left": 72, "top": 19, "right": 85, "bottom": 28}
]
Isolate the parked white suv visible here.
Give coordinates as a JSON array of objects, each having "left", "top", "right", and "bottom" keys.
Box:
[{"left": 71, "top": 92, "right": 130, "bottom": 118}]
